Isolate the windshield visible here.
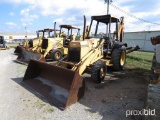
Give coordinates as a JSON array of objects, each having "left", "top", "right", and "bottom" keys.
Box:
[{"left": 90, "top": 20, "right": 117, "bottom": 38}]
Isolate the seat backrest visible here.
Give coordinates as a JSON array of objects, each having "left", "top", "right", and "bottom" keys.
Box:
[{"left": 72, "top": 34, "right": 76, "bottom": 41}]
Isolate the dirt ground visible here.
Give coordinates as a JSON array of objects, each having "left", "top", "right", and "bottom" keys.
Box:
[{"left": 0, "top": 48, "right": 149, "bottom": 120}]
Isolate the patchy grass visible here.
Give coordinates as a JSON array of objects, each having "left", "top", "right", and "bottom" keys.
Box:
[
  {"left": 33, "top": 99, "right": 54, "bottom": 113},
  {"left": 8, "top": 43, "right": 19, "bottom": 48},
  {"left": 34, "top": 100, "right": 46, "bottom": 109},
  {"left": 42, "top": 106, "right": 54, "bottom": 113},
  {"left": 125, "top": 51, "right": 154, "bottom": 73},
  {"left": 47, "top": 108, "right": 54, "bottom": 113}
]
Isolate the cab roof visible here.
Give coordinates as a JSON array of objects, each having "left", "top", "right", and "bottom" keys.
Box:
[
  {"left": 43, "top": 28, "right": 59, "bottom": 31},
  {"left": 59, "top": 25, "right": 80, "bottom": 30},
  {"left": 37, "top": 30, "right": 44, "bottom": 32},
  {"left": 91, "top": 14, "right": 119, "bottom": 24}
]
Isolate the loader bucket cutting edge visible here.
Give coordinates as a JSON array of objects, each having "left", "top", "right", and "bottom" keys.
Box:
[
  {"left": 22, "top": 59, "right": 85, "bottom": 110},
  {"left": 16, "top": 50, "right": 46, "bottom": 65}
]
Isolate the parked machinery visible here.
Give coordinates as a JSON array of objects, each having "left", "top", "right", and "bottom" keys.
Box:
[
  {"left": 16, "top": 24, "right": 81, "bottom": 65},
  {"left": 16, "top": 27, "right": 59, "bottom": 64},
  {"left": 14, "top": 29, "right": 45, "bottom": 54},
  {"left": 0, "top": 36, "right": 9, "bottom": 50},
  {"left": 22, "top": 14, "right": 131, "bottom": 110},
  {"left": 48, "top": 24, "right": 81, "bottom": 60}
]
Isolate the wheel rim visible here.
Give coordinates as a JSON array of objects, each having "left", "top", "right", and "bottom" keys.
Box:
[
  {"left": 100, "top": 67, "right": 105, "bottom": 78},
  {"left": 55, "top": 52, "right": 61, "bottom": 59},
  {"left": 120, "top": 51, "right": 125, "bottom": 66}
]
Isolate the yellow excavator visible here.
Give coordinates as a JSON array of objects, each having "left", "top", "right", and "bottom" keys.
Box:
[{"left": 22, "top": 15, "right": 137, "bottom": 110}]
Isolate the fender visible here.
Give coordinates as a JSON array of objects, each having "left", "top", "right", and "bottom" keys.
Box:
[
  {"left": 113, "top": 41, "right": 127, "bottom": 49},
  {"left": 52, "top": 42, "right": 62, "bottom": 50}
]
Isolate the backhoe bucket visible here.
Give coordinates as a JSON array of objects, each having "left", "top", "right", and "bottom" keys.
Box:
[
  {"left": 16, "top": 50, "right": 46, "bottom": 65},
  {"left": 22, "top": 60, "right": 85, "bottom": 110}
]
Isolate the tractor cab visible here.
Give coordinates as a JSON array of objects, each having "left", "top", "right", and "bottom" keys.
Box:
[
  {"left": 87, "top": 14, "right": 127, "bottom": 55},
  {"left": 36, "top": 29, "right": 44, "bottom": 38},
  {"left": 43, "top": 28, "right": 59, "bottom": 38},
  {"left": 39, "top": 28, "right": 60, "bottom": 50},
  {"left": 59, "top": 25, "right": 81, "bottom": 46}
]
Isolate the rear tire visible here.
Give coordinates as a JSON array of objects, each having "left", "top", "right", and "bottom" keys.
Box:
[
  {"left": 51, "top": 49, "right": 63, "bottom": 61},
  {"left": 111, "top": 47, "right": 126, "bottom": 71},
  {"left": 91, "top": 60, "right": 107, "bottom": 83}
]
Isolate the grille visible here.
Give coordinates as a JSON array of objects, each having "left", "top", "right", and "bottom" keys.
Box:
[
  {"left": 28, "top": 40, "right": 33, "bottom": 47},
  {"left": 42, "top": 39, "right": 48, "bottom": 49},
  {"left": 68, "top": 48, "right": 80, "bottom": 62}
]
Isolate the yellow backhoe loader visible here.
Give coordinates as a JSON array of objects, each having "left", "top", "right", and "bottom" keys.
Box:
[
  {"left": 14, "top": 29, "right": 45, "bottom": 54},
  {"left": 48, "top": 24, "right": 81, "bottom": 60},
  {"left": 14, "top": 22, "right": 59, "bottom": 54},
  {"left": 16, "top": 25, "right": 60, "bottom": 64},
  {"left": 16, "top": 24, "right": 81, "bottom": 65},
  {"left": 22, "top": 15, "right": 130, "bottom": 110}
]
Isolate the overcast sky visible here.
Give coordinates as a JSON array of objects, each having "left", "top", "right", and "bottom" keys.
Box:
[{"left": 0, "top": 0, "right": 160, "bottom": 33}]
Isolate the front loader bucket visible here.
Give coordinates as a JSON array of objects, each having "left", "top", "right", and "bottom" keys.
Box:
[
  {"left": 16, "top": 50, "right": 46, "bottom": 65},
  {"left": 14, "top": 46, "right": 24, "bottom": 54},
  {"left": 22, "top": 60, "right": 85, "bottom": 110}
]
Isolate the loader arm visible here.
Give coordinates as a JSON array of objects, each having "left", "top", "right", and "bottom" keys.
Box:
[
  {"left": 23, "top": 39, "right": 29, "bottom": 48},
  {"left": 78, "top": 40, "right": 104, "bottom": 75},
  {"left": 31, "top": 37, "right": 43, "bottom": 52}
]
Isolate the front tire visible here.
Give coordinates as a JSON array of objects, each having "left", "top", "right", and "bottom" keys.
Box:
[
  {"left": 51, "top": 49, "right": 63, "bottom": 61},
  {"left": 111, "top": 47, "right": 126, "bottom": 71},
  {"left": 91, "top": 60, "right": 107, "bottom": 83}
]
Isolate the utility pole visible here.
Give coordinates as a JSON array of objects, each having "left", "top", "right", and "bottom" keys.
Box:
[
  {"left": 105, "top": 0, "right": 112, "bottom": 15},
  {"left": 148, "top": 26, "right": 150, "bottom": 31},
  {"left": 24, "top": 25, "right": 27, "bottom": 39},
  {"left": 107, "top": 0, "right": 109, "bottom": 14},
  {"left": 105, "top": 0, "right": 113, "bottom": 36}
]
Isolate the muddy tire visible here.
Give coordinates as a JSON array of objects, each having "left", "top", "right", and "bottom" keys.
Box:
[
  {"left": 51, "top": 49, "right": 63, "bottom": 61},
  {"left": 111, "top": 47, "right": 126, "bottom": 71},
  {"left": 91, "top": 60, "right": 107, "bottom": 83}
]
